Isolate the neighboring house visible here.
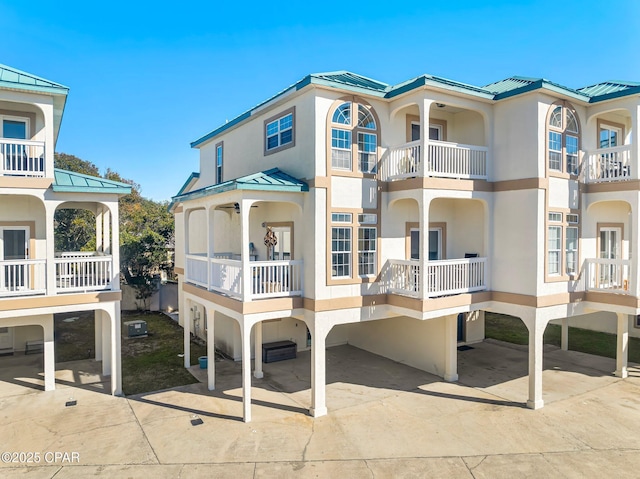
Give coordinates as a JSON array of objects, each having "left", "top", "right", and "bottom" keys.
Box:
[
  {"left": 171, "top": 70, "right": 640, "bottom": 422},
  {"left": 0, "top": 64, "right": 131, "bottom": 394}
]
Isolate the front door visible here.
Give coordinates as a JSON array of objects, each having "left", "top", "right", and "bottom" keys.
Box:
[
  {"left": 268, "top": 226, "right": 292, "bottom": 260},
  {"left": 0, "top": 227, "right": 29, "bottom": 292},
  {"left": 599, "top": 227, "right": 621, "bottom": 287}
]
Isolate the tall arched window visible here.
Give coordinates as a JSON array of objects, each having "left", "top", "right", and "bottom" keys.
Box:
[
  {"left": 329, "top": 100, "right": 379, "bottom": 174},
  {"left": 547, "top": 102, "right": 580, "bottom": 175}
]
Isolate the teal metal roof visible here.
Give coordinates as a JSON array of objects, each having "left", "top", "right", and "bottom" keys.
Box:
[
  {"left": 577, "top": 81, "right": 640, "bottom": 101},
  {"left": 176, "top": 172, "right": 200, "bottom": 196},
  {"left": 191, "top": 70, "right": 640, "bottom": 148},
  {"left": 0, "top": 64, "right": 69, "bottom": 143},
  {"left": 170, "top": 168, "right": 308, "bottom": 209},
  {"left": 52, "top": 168, "right": 133, "bottom": 195},
  {"left": 0, "top": 63, "right": 69, "bottom": 95}
]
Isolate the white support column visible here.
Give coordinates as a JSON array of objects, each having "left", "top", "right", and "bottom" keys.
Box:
[
  {"left": 420, "top": 99, "right": 434, "bottom": 177},
  {"left": 206, "top": 308, "right": 215, "bottom": 391},
  {"left": 103, "top": 208, "right": 111, "bottom": 255},
  {"left": 94, "top": 310, "right": 103, "bottom": 361},
  {"left": 525, "top": 317, "right": 545, "bottom": 410},
  {"left": 43, "top": 316, "right": 55, "bottom": 391},
  {"left": 419, "top": 190, "right": 431, "bottom": 300},
  {"left": 96, "top": 207, "right": 103, "bottom": 253},
  {"left": 184, "top": 299, "right": 191, "bottom": 368},
  {"left": 240, "top": 199, "right": 252, "bottom": 301},
  {"left": 310, "top": 318, "right": 328, "bottom": 417},
  {"left": 206, "top": 206, "right": 211, "bottom": 290},
  {"left": 631, "top": 192, "right": 640, "bottom": 297},
  {"left": 241, "top": 321, "right": 253, "bottom": 422},
  {"left": 111, "top": 306, "right": 122, "bottom": 395},
  {"left": 615, "top": 313, "right": 629, "bottom": 378},
  {"left": 444, "top": 315, "right": 458, "bottom": 382},
  {"left": 254, "top": 321, "right": 263, "bottom": 379},
  {"left": 561, "top": 318, "right": 569, "bottom": 351},
  {"left": 109, "top": 205, "right": 119, "bottom": 292},
  {"left": 45, "top": 204, "right": 56, "bottom": 295},
  {"left": 102, "top": 313, "right": 112, "bottom": 376}
]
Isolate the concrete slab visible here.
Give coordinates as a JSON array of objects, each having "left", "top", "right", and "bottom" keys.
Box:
[{"left": 2, "top": 340, "right": 640, "bottom": 477}]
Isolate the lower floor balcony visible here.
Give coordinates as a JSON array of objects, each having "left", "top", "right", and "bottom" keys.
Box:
[
  {"left": 388, "top": 257, "right": 488, "bottom": 298},
  {"left": 0, "top": 253, "right": 113, "bottom": 298},
  {"left": 585, "top": 258, "right": 632, "bottom": 294},
  {"left": 185, "top": 253, "right": 303, "bottom": 301}
]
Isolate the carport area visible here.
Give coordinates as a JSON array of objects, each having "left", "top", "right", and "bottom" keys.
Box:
[{"left": 4, "top": 340, "right": 640, "bottom": 476}]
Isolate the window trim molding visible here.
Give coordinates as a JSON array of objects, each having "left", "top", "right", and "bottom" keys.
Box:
[
  {"left": 263, "top": 106, "right": 296, "bottom": 156},
  {"left": 544, "top": 206, "right": 581, "bottom": 282},
  {"left": 215, "top": 141, "right": 224, "bottom": 185},
  {"left": 596, "top": 118, "right": 626, "bottom": 149},
  {"left": 545, "top": 100, "right": 582, "bottom": 179},
  {"left": 404, "top": 221, "right": 447, "bottom": 260},
  {"left": 326, "top": 96, "right": 381, "bottom": 179}
]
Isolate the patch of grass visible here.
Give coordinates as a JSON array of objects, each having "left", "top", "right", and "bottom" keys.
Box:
[
  {"left": 121, "top": 312, "right": 206, "bottom": 395},
  {"left": 54, "top": 310, "right": 207, "bottom": 396},
  {"left": 54, "top": 311, "right": 95, "bottom": 362},
  {"left": 485, "top": 312, "right": 640, "bottom": 363}
]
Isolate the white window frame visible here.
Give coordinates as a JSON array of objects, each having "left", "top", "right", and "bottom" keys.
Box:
[
  {"left": 566, "top": 226, "right": 578, "bottom": 275},
  {"left": 331, "top": 226, "right": 352, "bottom": 278},
  {"left": 548, "top": 225, "right": 562, "bottom": 275},
  {"left": 599, "top": 123, "right": 623, "bottom": 149},
  {"left": 215, "top": 143, "right": 223, "bottom": 184},
  {"left": 264, "top": 109, "right": 295, "bottom": 155},
  {"left": 1, "top": 115, "right": 30, "bottom": 140},
  {"left": 331, "top": 128, "right": 352, "bottom": 170}
]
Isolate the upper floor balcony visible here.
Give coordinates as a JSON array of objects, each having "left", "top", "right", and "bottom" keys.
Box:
[
  {"left": 0, "top": 138, "right": 46, "bottom": 177},
  {"left": 382, "top": 139, "right": 488, "bottom": 181},
  {"left": 584, "top": 144, "right": 634, "bottom": 183},
  {"left": 0, "top": 252, "right": 114, "bottom": 299},
  {"left": 186, "top": 253, "right": 303, "bottom": 301}
]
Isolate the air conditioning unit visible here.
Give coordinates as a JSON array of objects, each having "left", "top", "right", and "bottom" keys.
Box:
[{"left": 124, "top": 320, "right": 148, "bottom": 338}]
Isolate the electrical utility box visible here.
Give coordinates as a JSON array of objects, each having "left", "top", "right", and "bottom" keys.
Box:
[{"left": 124, "top": 320, "right": 148, "bottom": 338}]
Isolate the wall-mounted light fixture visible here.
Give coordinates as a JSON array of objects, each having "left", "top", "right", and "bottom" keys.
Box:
[{"left": 234, "top": 203, "right": 240, "bottom": 214}]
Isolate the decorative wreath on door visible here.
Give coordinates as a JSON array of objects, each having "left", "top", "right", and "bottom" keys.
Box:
[{"left": 264, "top": 227, "right": 278, "bottom": 247}]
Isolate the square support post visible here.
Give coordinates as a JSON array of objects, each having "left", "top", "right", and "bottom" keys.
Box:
[{"left": 616, "top": 313, "right": 629, "bottom": 378}]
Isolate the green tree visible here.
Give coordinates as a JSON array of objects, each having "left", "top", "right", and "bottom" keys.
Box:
[{"left": 54, "top": 153, "right": 175, "bottom": 310}]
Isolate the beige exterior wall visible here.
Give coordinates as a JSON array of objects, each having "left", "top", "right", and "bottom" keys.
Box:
[{"left": 347, "top": 316, "right": 447, "bottom": 377}]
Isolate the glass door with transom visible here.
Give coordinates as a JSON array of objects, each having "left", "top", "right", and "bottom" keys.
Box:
[
  {"left": 0, "top": 227, "right": 29, "bottom": 292},
  {"left": 268, "top": 226, "right": 292, "bottom": 260},
  {"left": 410, "top": 227, "right": 443, "bottom": 293},
  {"left": 599, "top": 227, "right": 621, "bottom": 288}
]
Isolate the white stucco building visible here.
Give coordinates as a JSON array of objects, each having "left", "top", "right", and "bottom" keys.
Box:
[
  {"left": 171, "top": 70, "right": 640, "bottom": 421},
  {"left": 0, "top": 64, "right": 131, "bottom": 394}
]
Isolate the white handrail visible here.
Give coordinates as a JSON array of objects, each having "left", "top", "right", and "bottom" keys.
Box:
[
  {"left": 0, "top": 259, "right": 46, "bottom": 297},
  {"left": 0, "top": 139, "right": 45, "bottom": 177},
  {"left": 585, "top": 144, "right": 633, "bottom": 183},
  {"left": 54, "top": 256, "right": 112, "bottom": 293},
  {"left": 585, "top": 258, "right": 631, "bottom": 294}
]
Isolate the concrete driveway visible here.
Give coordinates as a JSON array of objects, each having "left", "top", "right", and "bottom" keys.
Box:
[{"left": 2, "top": 340, "right": 640, "bottom": 478}]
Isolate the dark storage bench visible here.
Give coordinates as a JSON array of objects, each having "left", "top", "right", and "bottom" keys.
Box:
[{"left": 262, "top": 340, "right": 297, "bottom": 363}]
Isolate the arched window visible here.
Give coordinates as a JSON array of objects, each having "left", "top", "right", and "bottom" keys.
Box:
[
  {"left": 329, "top": 100, "right": 379, "bottom": 174},
  {"left": 547, "top": 102, "right": 580, "bottom": 175}
]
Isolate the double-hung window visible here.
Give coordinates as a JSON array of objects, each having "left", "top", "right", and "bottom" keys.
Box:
[
  {"left": 548, "top": 212, "right": 580, "bottom": 278},
  {"left": 331, "top": 213, "right": 352, "bottom": 278},
  {"left": 547, "top": 103, "right": 581, "bottom": 175},
  {"left": 330, "top": 101, "right": 378, "bottom": 174},
  {"left": 357, "top": 214, "right": 377, "bottom": 276},
  {"left": 265, "top": 108, "right": 295, "bottom": 154}
]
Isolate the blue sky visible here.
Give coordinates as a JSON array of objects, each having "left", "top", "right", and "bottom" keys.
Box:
[{"left": 2, "top": 1, "right": 639, "bottom": 201}]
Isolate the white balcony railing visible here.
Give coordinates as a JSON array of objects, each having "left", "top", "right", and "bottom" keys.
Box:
[
  {"left": 388, "top": 259, "right": 421, "bottom": 298},
  {"left": 585, "top": 258, "right": 631, "bottom": 294},
  {"left": 383, "top": 140, "right": 488, "bottom": 181},
  {"left": 250, "top": 260, "right": 304, "bottom": 299},
  {"left": 186, "top": 254, "right": 304, "bottom": 301},
  {"left": 0, "top": 139, "right": 45, "bottom": 177},
  {"left": 388, "top": 257, "right": 487, "bottom": 298},
  {"left": 585, "top": 145, "right": 633, "bottom": 183},
  {"left": 54, "top": 255, "right": 113, "bottom": 293},
  {"left": 0, "top": 259, "right": 47, "bottom": 297}
]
